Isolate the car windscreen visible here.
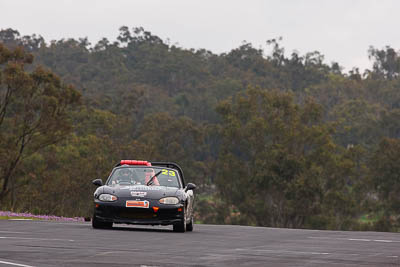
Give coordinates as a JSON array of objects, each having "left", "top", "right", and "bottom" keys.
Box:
[{"left": 107, "top": 166, "right": 181, "bottom": 188}]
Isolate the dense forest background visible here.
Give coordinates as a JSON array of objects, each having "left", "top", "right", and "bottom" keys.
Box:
[{"left": 1, "top": 27, "right": 400, "bottom": 231}]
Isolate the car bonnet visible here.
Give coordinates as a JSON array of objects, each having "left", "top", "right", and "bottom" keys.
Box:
[{"left": 102, "top": 185, "right": 182, "bottom": 200}]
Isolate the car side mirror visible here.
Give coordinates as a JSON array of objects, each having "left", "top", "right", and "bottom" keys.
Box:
[
  {"left": 92, "top": 179, "right": 103, "bottom": 186},
  {"left": 185, "top": 183, "right": 196, "bottom": 192}
]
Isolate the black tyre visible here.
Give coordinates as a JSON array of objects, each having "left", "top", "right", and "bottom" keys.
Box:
[
  {"left": 186, "top": 216, "right": 194, "bottom": 232},
  {"left": 173, "top": 207, "right": 186, "bottom": 232},
  {"left": 92, "top": 214, "right": 113, "bottom": 229}
]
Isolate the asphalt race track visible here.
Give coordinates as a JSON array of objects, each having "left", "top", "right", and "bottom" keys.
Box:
[{"left": 0, "top": 220, "right": 399, "bottom": 266}]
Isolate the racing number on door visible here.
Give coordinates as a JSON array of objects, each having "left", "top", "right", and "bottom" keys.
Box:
[{"left": 161, "top": 169, "right": 175, "bottom": 176}]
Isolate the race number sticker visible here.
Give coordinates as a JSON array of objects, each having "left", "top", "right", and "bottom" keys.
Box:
[
  {"left": 161, "top": 169, "right": 176, "bottom": 176},
  {"left": 126, "top": 200, "right": 149, "bottom": 208}
]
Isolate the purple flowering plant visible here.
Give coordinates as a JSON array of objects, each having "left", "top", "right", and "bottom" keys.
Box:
[{"left": 0, "top": 210, "right": 84, "bottom": 222}]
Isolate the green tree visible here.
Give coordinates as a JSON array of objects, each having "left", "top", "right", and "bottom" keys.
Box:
[
  {"left": 215, "top": 87, "right": 358, "bottom": 228},
  {"left": 368, "top": 138, "right": 400, "bottom": 230},
  {"left": 0, "top": 44, "right": 80, "bottom": 205},
  {"left": 368, "top": 46, "right": 400, "bottom": 80},
  {"left": 132, "top": 112, "right": 209, "bottom": 187}
]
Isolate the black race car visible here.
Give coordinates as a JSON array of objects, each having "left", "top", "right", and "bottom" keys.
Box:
[{"left": 91, "top": 160, "right": 196, "bottom": 232}]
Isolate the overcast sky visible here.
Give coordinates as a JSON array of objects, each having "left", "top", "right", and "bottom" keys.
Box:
[{"left": 1, "top": 0, "right": 399, "bottom": 72}]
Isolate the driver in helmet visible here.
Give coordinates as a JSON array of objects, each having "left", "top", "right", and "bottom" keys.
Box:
[{"left": 116, "top": 168, "right": 136, "bottom": 185}]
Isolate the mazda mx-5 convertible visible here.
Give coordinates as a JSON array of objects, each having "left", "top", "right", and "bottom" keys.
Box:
[{"left": 91, "top": 160, "right": 196, "bottom": 232}]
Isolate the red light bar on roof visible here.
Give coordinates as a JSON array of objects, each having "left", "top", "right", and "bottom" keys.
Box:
[{"left": 120, "top": 160, "right": 151, "bottom": 166}]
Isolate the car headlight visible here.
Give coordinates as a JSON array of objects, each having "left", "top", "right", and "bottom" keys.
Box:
[
  {"left": 99, "top": 194, "right": 118, "bottom": 202},
  {"left": 159, "top": 197, "right": 179, "bottom": 205}
]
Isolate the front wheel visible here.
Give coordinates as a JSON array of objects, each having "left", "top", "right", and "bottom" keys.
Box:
[
  {"left": 186, "top": 216, "right": 194, "bottom": 232},
  {"left": 173, "top": 207, "right": 186, "bottom": 232},
  {"left": 92, "top": 214, "right": 113, "bottom": 229}
]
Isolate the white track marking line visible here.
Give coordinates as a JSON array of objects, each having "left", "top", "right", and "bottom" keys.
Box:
[
  {"left": 8, "top": 219, "right": 33, "bottom": 221},
  {"left": 0, "top": 231, "right": 27, "bottom": 234},
  {"left": 94, "top": 251, "right": 127, "bottom": 256},
  {"left": 236, "top": 248, "right": 332, "bottom": 256},
  {"left": 0, "top": 260, "right": 35, "bottom": 267},
  {"left": 373, "top": 239, "right": 400, "bottom": 243},
  {"left": 236, "top": 248, "right": 399, "bottom": 258},
  {"left": 308, "top": 237, "right": 400, "bottom": 243},
  {"left": 0, "top": 236, "right": 74, "bottom": 242}
]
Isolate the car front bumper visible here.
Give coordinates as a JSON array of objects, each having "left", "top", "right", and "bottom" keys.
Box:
[{"left": 94, "top": 200, "right": 184, "bottom": 226}]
